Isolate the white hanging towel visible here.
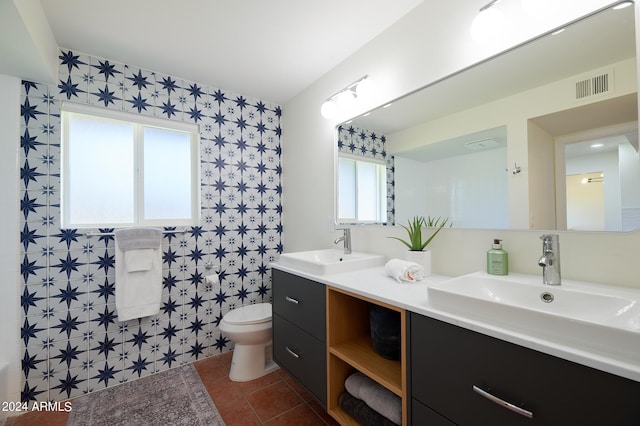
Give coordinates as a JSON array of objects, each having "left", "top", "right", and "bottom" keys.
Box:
[{"left": 115, "top": 227, "right": 163, "bottom": 321}]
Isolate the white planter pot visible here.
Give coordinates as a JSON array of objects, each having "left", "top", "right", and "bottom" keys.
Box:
[{"left": 405, "top": 250, "right": 432, "bottom": 276}]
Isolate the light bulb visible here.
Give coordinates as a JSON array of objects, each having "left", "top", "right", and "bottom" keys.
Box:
[
  {"left": 320, "top": 100, "right": 337, "bottom": 119},
  {"left": 336, "top": 90, "right": 356, "bottom": 111},
  {"left": 355, "top": 78, "right": 374, "bottom": 99},
  {"left": 470, "top": 7, "right": 505, "bottom": 44}
]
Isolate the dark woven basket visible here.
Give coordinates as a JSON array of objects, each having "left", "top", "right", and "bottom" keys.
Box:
[{"left": 369, "top": 304, "right": 401, "bottom": 360}]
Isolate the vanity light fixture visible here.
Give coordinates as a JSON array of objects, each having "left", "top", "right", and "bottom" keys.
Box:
[
  {"left": 473, "top": 0, "right": 565, "bottom": 42},
  {"left": 479, "top": 0, "right": 501, "bottom": 11},
  {"left": 471, "top": 0, "right": 506, "bottom": 43},
  {"left": 355, "top": 77, "right": 375, "bottom": 99},
  {"left": 320, "top": 99, "right": 338, "bottom": 119},
  {"left": 320, "top": 75, "right": 372, "bottom": 119},
  {"left": 582, "top": 175, "right": 604, "bottom": 184},
  {"left": 336, "top": 89, "right": 356, "bottom": 110}
]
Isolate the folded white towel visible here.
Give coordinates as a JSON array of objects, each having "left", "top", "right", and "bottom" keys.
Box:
[
  {"left": 115, "top": 227, "right": 162, "bottom": 251},
  {"left": 115, "top": 228, "right": 163, "bottom": 322},
  {"left": 345, "top": 372, "right": 402, "bottom": 425},
  {"left": 385, "top": 259, "right": 424, "bottom": 283},
  {"left": 125, "top": 249, "right": 154, "bottom": 272}
]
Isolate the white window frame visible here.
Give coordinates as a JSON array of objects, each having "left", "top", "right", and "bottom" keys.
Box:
[
  {"left": 336, "top": 152, "right": 387, "bottom": 224},
  {"left": 61, "top": 102, "right": 201, "bottom": 228}
]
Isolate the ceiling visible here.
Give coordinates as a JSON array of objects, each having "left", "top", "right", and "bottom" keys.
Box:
[{"left": 36, "top": 0, "right": 423, "bottom": 104}]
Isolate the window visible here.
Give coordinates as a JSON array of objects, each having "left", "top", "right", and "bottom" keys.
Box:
[
  {"left": 337, "top": 154, "right": 387, "bottom": 223},
  {"left": 61, "top": 103, "right": 200, "bottom": 228}
]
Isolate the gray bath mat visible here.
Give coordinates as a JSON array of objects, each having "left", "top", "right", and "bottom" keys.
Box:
[{"left": 67, "top": 363, "right": 225, "bottom": 426}]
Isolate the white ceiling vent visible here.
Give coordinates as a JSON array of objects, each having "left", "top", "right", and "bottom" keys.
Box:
[
  {"left": 575, "top": 69, "right": 614, "bottom": 100},
  {"left": 464, "top": 138, "right": 499, "bottom": 150}
]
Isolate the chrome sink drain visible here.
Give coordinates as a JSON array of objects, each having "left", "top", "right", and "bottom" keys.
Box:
[{"left": 540, "top": 292, "right": 554, "bottom": 303}]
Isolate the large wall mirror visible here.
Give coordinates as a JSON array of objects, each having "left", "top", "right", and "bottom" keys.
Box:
[{"left": 336, "top": 1, "right": 638, "bottom": 232}]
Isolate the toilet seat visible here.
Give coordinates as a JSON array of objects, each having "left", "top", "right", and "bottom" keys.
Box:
[{"left": 223, "top": 303, "right": 272, "bottom": 325}]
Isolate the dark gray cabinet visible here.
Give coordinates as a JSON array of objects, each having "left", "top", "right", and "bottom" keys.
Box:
[
  {"left": 272, "top": 269, "right": 327, "bottom": 406},
  {"left": 411, "top": 399, "right": 456, "bottom": 426},
  {"left": 409, "top": 313, "right": 640, "bottom": 425}
]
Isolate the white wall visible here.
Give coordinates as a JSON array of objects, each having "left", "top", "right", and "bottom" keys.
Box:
[
  {"left": 567, "top": 150, "right": 621, "bottom": 230},
  {"left": 620, "top": 142, "right": 640, "bottom": 230},
  {"left": 282, "top": 0, "right": 640, "bottom": 288},
  {"left": 620, "top": 141, "right": 640, "bottom": 208},
  {"left": 395, "top": 148, "right": 508, "bottom": 228},
  {"left": 566, "top": 173, "right": 606, "bottom": 230},
  {"left": 528, "top": 121, "right": 557, "bottom": 229},
  {"left": 393, "top": 156, "right": 427, "bottom": 225},
  {"left": 0, "top": 75, "right": 22, "bottom": 414}
]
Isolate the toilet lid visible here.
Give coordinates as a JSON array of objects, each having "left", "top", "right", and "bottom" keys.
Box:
[{"left": 223, "top": 303, "right": 272, "bottom": 325}]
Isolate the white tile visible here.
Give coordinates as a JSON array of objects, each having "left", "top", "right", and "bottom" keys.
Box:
[{"left": 18, "top": 48, "right": 281, "bottom": 402}]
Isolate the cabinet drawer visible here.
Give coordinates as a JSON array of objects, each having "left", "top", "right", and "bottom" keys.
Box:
[
  {"left": 412, "top": 398, "right": 456, "bottom": 426},
  {"left": 272, "top": 269, "right": 326, "bottom": 340},
  {"left": 273, "top": 313, "right": 327, "bottom": 405},
  {"left": 410, "top": 313, "right": 640, "bottom": 426}
]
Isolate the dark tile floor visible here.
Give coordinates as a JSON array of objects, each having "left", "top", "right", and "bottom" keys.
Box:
[{"left": 6, "top": 351, "right": 339, "bottom": 425}]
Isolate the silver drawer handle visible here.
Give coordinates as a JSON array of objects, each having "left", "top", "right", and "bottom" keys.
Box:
[
  {"left": 285, "top": 346, "right": 300, "bottom": 359},
  {"left": 285, "top": 296, "right": 300, "bottom": 304},
  {"left": 473, "top": 385, "right": 533, "bottom": 419}
]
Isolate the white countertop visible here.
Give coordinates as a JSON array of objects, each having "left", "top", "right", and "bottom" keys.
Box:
[{"left": 272, "top": 263, "right": 640, "bottom": 383}]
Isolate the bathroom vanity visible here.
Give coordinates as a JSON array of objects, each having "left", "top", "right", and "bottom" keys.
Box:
[
  {"left": 273, "top": 268, "right": 407, "bottom": 423},
  {"left": 410, "top": 313, "right": 639, "bottom": 425},
  {"left": 272, "top": 257, "right": 640, "bottom": 425},
  {"left": 272, "top": 269, "right": 327, "bottom": 405}
]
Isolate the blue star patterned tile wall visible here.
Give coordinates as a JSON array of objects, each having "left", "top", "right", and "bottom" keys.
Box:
[{"left": 19, "top": 48, "right": 282, "bottom": 403}]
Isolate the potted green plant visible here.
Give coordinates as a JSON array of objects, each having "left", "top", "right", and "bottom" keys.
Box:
[{"left": 389, "top": 215, "right": 449, "bottom": 275}]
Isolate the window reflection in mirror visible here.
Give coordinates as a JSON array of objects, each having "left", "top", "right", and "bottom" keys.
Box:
[
  {"left": 338, "top": 156, "right": 387, "bottom": 222},
  {"left": 336, "top": 125, "right": 395, "bottom": 225}
]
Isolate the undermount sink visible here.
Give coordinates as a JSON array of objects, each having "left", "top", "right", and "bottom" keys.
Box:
[
  {"left": 428, "top": 272, "right": 640, "bottom": 366},
  {"left": 277, "top": 249, "right": 385, "bottom": 275}
]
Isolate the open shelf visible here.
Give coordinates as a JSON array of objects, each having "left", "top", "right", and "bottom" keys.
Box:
[
  {"left": 330, "top": 335, "right": 402, "bottom": 396},
  {"left": 326, "top": 287, "right": 407, "bottom": 425},
  {"left": 329, "top": 406, "right": 363, "bottom": 426}
]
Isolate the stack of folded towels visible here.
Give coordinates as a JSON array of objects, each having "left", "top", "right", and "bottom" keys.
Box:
[
  {"left": 339, "top": 372, "right": 402, "bottom": 425},
  {"left": 385, "top": 259, "right": 424, "bottom": 283}
]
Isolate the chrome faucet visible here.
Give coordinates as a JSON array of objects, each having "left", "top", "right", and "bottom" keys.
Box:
[
  {"left": 334, "top": 228, "right": 351, "bottom": 254},
  {"left": 538, "top": 234, "right": 561, "bottom": 285}
]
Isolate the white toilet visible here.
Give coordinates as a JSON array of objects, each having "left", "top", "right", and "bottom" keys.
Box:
[{"left": 219, "top": 303, "right": 278, "bottom": 382}]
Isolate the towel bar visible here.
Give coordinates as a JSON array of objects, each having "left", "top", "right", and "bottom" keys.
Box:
[{"left": 84, "top": 228, "right": 187, "bottom": 237}]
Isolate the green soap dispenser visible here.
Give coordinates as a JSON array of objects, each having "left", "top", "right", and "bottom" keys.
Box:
[{"left": 487, "top": 239, "right": 508, "bottom": 275}]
